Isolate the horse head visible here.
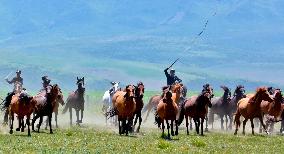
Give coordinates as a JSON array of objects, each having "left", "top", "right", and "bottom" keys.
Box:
[
  {"left": 234, "top": 85, "right": 246, "bottom": 98},
  {"left": 202, "top": 83, "right": 214, "bottom": 99},
  {"left": 124, "top": 85, "right": 135, "bottom": 100},
  {"left": 273, "top": 89, "right": 283, "bottom": 103},
  {"left": 77, "top": 77, "right": 85, "bottom": 88},
  {"left": 135, "top": 82, "right": 144, "bottom": 99},
  {"left": 220, "top": 85, "right": 231, "bottom": 101},
  {"left": 254, "top": 87, "right": 274, "bottom": 103}
]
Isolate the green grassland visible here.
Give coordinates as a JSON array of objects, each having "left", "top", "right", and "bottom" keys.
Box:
[{"left": 0, "top": 91, "right": 282, "bottom": 154}]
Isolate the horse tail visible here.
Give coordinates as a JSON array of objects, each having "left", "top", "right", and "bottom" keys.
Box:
[
  {"left": 1, "top": 92, "right": 15, "bottom": 111},
  {"left": 154, "top": 112, "right": 162, "bottom": 128},
  {"left": 62, "top": 101, "right": 70, "bottom": 114},
  {"left": 177, "top": 101, "right": 185, "bottom": 126},
  {"left": 105, "top": 108, "right": 118, "bottom": 119},
  {"left": 208, "top": 109, "right": 214, "bottom": 125}
]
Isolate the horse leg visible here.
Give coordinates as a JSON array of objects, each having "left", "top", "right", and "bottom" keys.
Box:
[
  {"left": 69, "top": 107, "right": 72, "bottom": 126},
  {"left": 204, "top": 116, "right": 209, "bottom": 132},
  {"left": 242, "top": 118, "right": 248, "bottom": 135},
  {"left": 38, "top": 116, "right": 43, "bottom": 133},
  {"left": 259, "top": 116, "right": 269, "bottom": 134},
  {"left": 26, "top": 116, "right": 31, "bottom": 136},
  {"left": 170, "top": 120, "right": 174, "bottom": 136},
  {"left": 133, "top": 114, "right": 138, "bottom": 131},
  {"left": 76, "top": 110, "right": 80, "bottom": 125},
  {"left": 175, "top": 119, "right": 179, "bottom": 136},
  {"left": 229, "top": 115, "right": 233, "bottom": 130},
  {"left": 9, "top": 113, "right": 14, "bottom": 134},
  {"left": 225, "top": 115, "right": 228, "bottom": 131},
  {"left": 194, "top": 118, "right": 199, "bottom": 134},
  {"left": 118, "top": 120, "right": 122, "bottom": 135},
  {"left": 136, "top": 113, "right": 142, "bottom": 133},
  {"left": 186, "top": 116, "right": 189, "bottom": 135},
  {"left": 220, "top": 116, "right": 224, "bottom": 130},
  {"left": 55, "top": 112, "right": 58, "bottom": 128},
  {"left": 32, "top": 114, "right": 40, "bottom": 131},
  {"left": 45, "top": 117, "right": 48, "bottom": 130},
  {"left": 250, "top": 118, "right": 255, "bottom": 135},
  {"left": 21, "top": 118, "right": 25, "bottom": 132},
  {"left": 201, "top": 118, "right": 204, "bottom": 136},
  {"left": 189, "top": 118, "right": 193, "bottom": 130},
  {"left": 161, "top": 120, "right": 165, "bottom": 137},
  {"left": 49, "top": 114, "right": 53, "bottom": 134},
  {"left": 166, "top": 120, "right": 170, "bottom": 139},
  {"left": 80, "top": 109, "right": 84, "bottom": 123},
  {"left": 16, "top": 117, "right": 21, "bottom": 131},
  {"left": 4, "top": 109, "right": 9, "bottom": 125},
  {"left": 234, "top": 112, "right": 241, "bottom": 135}
]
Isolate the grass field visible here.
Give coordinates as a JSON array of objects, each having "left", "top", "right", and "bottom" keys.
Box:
[{"left": 0, "top": 91, "right": 283, "bottom": 154}]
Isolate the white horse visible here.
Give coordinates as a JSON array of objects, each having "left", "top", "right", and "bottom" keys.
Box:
[{"left": 102, "top": 82, "right": 120, "bottom": 125}]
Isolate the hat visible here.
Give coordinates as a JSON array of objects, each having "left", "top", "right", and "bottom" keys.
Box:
[
  {"left": 170, "top": 69, "right": 175, "bottom": 73},
  {"left": 16, "top": 70, "right": 21, "bottom": 74}
]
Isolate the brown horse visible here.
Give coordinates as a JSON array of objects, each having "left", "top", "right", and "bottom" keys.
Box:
[
  {"left": 260, "top": 89, "right": 283, "bottom": 133},
  {"left": 9, "top": 93, "right": 36, "bottom": 136},
  {"left": 32, "top": 84, "right": 63, "bottom": 134},
  {"left": 178, "top": 84, "right": 214, "bottom": 136},
  {"left": 155, "top": 83, "right": 183, "bottom": 139},
  {"left": 143, "top": 84, "right": 187, "bottom": 123},
  {"left": 62, "top": 77, "right": 85, "bottom": 126},
  {"left": 111, "top": 85, "right": 136, "bottom": 135},
  {"left": 45, "top": 92, "right": 65, "bottom": 129},
  {"left": 133, "top": 82, "right": 145, "bottom": 133},
  {"left": 208, "top": 86, "right": 231, "bottom": 130},
  {"left": 234, "top": 87, "right": 274, "bottom": 135}
]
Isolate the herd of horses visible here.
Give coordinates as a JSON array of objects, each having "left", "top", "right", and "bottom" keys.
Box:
[
  {"left": 103, "top": 82, "right": 284, "bottom": 139},
  {"left": 0, "top": 77, "right": 85, "bottom": 136},
  {"left": 1, "top": 78, "right": 284, "bottom": 139}
]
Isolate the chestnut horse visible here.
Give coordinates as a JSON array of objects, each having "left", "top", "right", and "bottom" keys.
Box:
[
  {"left": 9, "top": 93, "right": 37, "bottom": 136},
  {"left": 234, "top": 87, "right": 274, "bottom": 135},
  {"left": 260, "top": 89, "right": 283, "bottom": 133},
  {"left": 178, "top": 84, "right": 214, "bottom": 135},
  {"left": 133, "top": 82, "right": 145, "bottom": 133},
  {"left": 155, "top": 83, "right": 183, "bottom": 139},
  {"left": 62, "top": 77, "right": 85, "bottom": 126},
  {"left": 110, "top": 85, "right": 136, "bottom": 135},
  {"left": 32, "top": 84, "right": 63, "bottom": 134},
  {"left": 208, "top": 86, "right": 231, "bottom": 130},
  {"left": 143, "top": 84, "right": 187, "bottom": 123}
]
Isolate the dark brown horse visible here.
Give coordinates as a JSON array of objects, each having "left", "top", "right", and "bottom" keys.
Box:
[
  {"left": 234, "top": 87, "right": 274, "bottom": 135},
  {"left": 227, "top": 85, "right": 246, "bottom": 130},
  {"left": 9, "top": 93, "right": 37, "bottom": 136},
  {"left": 45, "top": 92, "right": 65, "bottom": 129},
  {"left": 178, "top": 84, "right": 214, "bottom": 136},
  {"left": 62, "top": 77, "right": 85, "bottom": 126},
  {"left": 208, "top": 86, "right": 231, "bottom": 130},
  {"left": 32, "top": 84, "right": 63, "bottom": 134},
  {"left": 133, "top": 82, "right": 145, "bottom": 133}
]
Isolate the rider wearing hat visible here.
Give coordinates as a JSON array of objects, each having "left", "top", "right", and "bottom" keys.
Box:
[
  {"left": 5, "top": 70, "right": 23, "bottom": 93},
  {"left": 41, "top": 76, "right": 51, "bottom": 93},
  {"left": 164, "top": 67, "right": 182, "bottom": 86}
]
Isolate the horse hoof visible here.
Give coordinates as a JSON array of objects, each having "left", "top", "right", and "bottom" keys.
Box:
[
  {"left": 16, "top": 128, "right": 20, "bottom": 131},
  {"left": 175, "top": 131, "right": 178, "bottom": 136},
  {"left": 50, "top": 131, "right": 53, "bottom": 134},
  {"left": 21, "top": 129, "right": 24, "bottom": 132},
  {"left": 204, "top": 128, "right": 209, "bottom": 132},
  {"left": 9, "top": 130, "right": 13, "bottom": 134}
]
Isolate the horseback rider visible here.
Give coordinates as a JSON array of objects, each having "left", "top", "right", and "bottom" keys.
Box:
[
  {"left": 164, "top": 68, "right": 182, "bottom": 86},
  {"left": 40, "top": 76, "right": 52, "bottom": 93},
  {"left": 5, "top": 70, "right": 23, "bottom": 93}
]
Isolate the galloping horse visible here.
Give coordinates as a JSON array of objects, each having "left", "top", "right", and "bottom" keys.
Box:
[
  {"left": 63, "top": 77, "right": 85, "bottom": 126},
  {"left": 260, "top": 89, "right": 283, "bottom": 133},
  {"left": 155, "top": 83, "right": 183, "bottom": 139},
  {"left": 227, "top": 85, "right": 246, "bottom": 129},
  {"left": 110, "top": 85, "right": 136, "bottom": 135},
  {"left": 32, "top": 84, "right": 63, "bottom": 134},
  {"left": 208, "top": 86, "right": 231, "bottom": 130},
  {"left": 102, "top": 81, "right": 120, "bottom": 125},
  {"left": 234, "top": 87, "right": 274, "bottom": 135},
  {"left": 9, "top": 93, "right": 36, "bottom": 136},
  {"left": 45, "top": 92, "right": 65, "bottom": 129},
  {"left": 143, "top": 84, "right": 187, "bottom": 123},
  {"left": 178, "top": 84, "right": 214, "bottom": 136},
  {"left": 133, "top": 82, "right": 145, "bottom": 133}
]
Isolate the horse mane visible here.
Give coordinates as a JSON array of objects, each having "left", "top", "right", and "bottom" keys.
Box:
[{"left": 249, "top": 87, "right": 267, "bottom": 103}]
